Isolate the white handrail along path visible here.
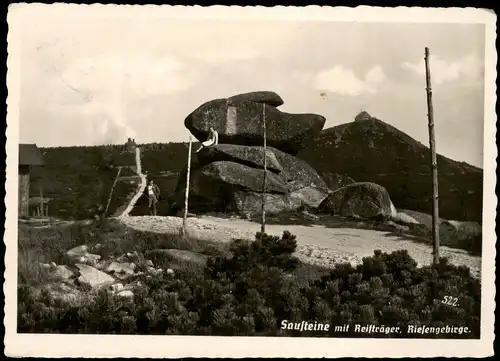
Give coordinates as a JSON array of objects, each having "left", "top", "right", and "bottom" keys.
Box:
[{"left": 119, "top": 147, "right": 147, "bottom": 217}]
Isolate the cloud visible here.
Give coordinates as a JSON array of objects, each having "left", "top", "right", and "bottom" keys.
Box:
[
  {"left": 196, "top": 46, "right": 262, "bottom": 64},
  {"left": 401, "top": 53, "right": 483, "bottom": 85},
  {"left": 61, "top": 55, "right": 193, "bottom": 96},
  {"left": 295, "top": 64, "right": 386, "bottom": 96},
  {"left": 365, "top": 65, "right": 385, "bottom": 84},
  {"left": 56, "top": 54, "right": 197, "bottom": 143}
]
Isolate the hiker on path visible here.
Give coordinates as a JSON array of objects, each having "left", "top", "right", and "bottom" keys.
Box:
[
  {"left": 146, "top": 179, "right": 161, "bottom": 216},
  {"left": 195, "top": 126, "right": 218, "bottom": 153}
]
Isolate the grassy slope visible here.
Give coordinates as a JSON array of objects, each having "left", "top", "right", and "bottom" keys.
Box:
[
  {"left": 29, "top": 145, "right": 138, "bottom": 220},
  {"left": 297, "top": 118, "right": 483, "bottom": 223}
]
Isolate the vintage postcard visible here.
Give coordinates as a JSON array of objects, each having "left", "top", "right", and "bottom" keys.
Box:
[{"left": 4, "top": 3, "right": 496, "bottom": 358}]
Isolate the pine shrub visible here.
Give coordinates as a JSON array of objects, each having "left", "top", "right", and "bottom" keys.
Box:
[{"left": 18, "top": 232, "right": 481, "bottom": 338}]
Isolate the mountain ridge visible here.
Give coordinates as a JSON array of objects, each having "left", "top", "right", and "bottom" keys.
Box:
[{"left": 298, "top": 114, "right": 483, "bottom": 223}]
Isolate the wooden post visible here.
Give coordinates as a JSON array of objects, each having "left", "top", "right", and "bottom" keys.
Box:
[
  {"left": 103, "top": 166, "right": 122, "bottom": 219},
  {"left": 183, "top": 137, "right": 193, "bottom": 235},
  {"left": 425, "top": 47, "right": 440, "bottom": 265},
  {"left": 261, "top": 105, "right": 267, "bottom": 234},
  {"left": 40, "top": 188, "right": 44, "bottom": 217}
]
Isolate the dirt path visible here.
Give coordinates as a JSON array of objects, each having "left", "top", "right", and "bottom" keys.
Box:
[
  {"left": 118, "top": 147, "right": 147, "bottom": 217},
  {"left": 118, "top": 215, "right": 481, "bottom": 278}
]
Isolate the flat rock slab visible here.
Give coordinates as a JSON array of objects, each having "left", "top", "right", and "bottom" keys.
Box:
[
  {"left": 146, "top": 249, "right": 208, "bottom": 267},
  {"left": 76, "top": 263, "right": 115, "bottom": 290},
  {"left": 67, "top": 245, "right": 88, "bottom": 258},
  {"left": 197, "top": 144, "right": 284, "bottom": 174},
  {"left": 227, "top": 91, "right": 284, "bottom": 107},
  {"left": 105, "top": 261, "right": 136, "bottom": 275}
]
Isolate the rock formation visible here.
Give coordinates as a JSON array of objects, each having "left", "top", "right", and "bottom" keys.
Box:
[
  {"left": 184, "top": 91, "right": 326, "bottom": 155},
  {"left": 318, "top": 182, "right": 397, "bottom": 220},
  {"left": 175, "top": 91, "right": 329, "bottom": 217}
]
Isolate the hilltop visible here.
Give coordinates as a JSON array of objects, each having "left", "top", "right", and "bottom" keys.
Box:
[
  {"left": 29, "top": 145, "right": 139, "bottom": 220},
  {"left": 297, "top": 113, "right": 483, "bottom": 223}
]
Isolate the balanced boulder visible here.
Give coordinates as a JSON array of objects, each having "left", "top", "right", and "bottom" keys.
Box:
[
  {"left": 318, "top": 182, "right": 397, "bottom": 220},
  {"left": 185, "top": 94, "right": 326, "bottom": 155},
  {"left": 227, "top": 91, "right": 284, "bottom": 107}
]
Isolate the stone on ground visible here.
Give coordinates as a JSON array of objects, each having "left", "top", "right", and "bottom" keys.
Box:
[
  {"left": 318, "top": 182, "right": 397, "bottom": 220},
  {"left": 105, "top": 261, "right": 136, "bottom": 279},
  {"left": 145, "top": 249, "right": 208, "bottom": 268},
  {"left": 76, "top": 263, "right": 115, "bottom": 290}
]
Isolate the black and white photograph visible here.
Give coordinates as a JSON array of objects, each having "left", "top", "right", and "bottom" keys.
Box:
[{"left": 4, "top": 4, "right": 496, "bottom": 358}]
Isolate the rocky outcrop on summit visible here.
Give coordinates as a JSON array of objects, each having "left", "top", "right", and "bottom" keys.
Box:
[
  {"left": 298, "top": 111, "right": 483, "bottom": 223},
  {"left": 185, "top": 92, "right": 326, "bottom": 155},
  {"left": 175, "top": 91, "right": 329, "bottom": 217},
  {"left": 318, "top": 182, "right": 397, "bottom": 220}
]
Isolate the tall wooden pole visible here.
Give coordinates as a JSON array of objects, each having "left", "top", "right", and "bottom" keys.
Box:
[
  {"left": 183, "top": 137, "right": 193, "bottom": 235},
  {"left": 261, "top": 104, "right": 267, "bottom": 234},
  {"left": 40, "top": 188, "right": 44, "bottom": 217},
  {"left": 425, "top": 47, "right": 440, "bottom": 265}
]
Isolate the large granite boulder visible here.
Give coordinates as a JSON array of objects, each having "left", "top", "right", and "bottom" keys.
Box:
[
  {"left": 318, "top": 182, "right": 397, "bottom": 220},
  {"left": 439, "top": 220, "right": 482, "bottom": 252},
  {"left": 174, "top": 144, "right": 330, "bottom": 214},
  {"left": 185, "top": 95, "right": 326, "bottom": 155},
  {"left": 233, "top": 191, "right": 300, "bottom": 217},
  {"left": 174, "top": 161, "right": 289, "bottom": 213},
  {"left": 289, "top": 186, "right": 329, "bottom": 208},
  {"left": 320, "top": 172, "right": 356, "bottom": 192},
  {"left": 197, "top": 144, "right": 284, "bottom": 174},
  {"left": 227, "top": 91, "right": 284, "bottom": 107},
  {"left": 196, "top": 144, "right": 329, "bottom": 193}
]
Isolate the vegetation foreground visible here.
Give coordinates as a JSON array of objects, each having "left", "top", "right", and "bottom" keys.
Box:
[{"left": 18, "top": 220, "right": 480, "bottom": 338}]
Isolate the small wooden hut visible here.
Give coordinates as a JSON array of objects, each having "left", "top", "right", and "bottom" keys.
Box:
[{"left": 19, "top": 144, "right": 44, "bottom": 217}]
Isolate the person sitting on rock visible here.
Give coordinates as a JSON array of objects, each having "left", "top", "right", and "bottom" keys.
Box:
[
  {"left": 195, "top": 126, "right": 218, "bottom": 153},
  {"left": 146, "top": 179, "right": 161, "bottom": 216}
]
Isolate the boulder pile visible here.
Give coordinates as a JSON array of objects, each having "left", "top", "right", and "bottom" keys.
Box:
[
  {"left": 34, "top": 244, "right": 182, "bottom": 305},
  {"left": 175, "top": 91, "right": 330, "bottom": 217}
]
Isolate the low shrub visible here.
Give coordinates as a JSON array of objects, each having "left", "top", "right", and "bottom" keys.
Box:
[{"left": 18, "top": 231, "right": 480, "bottom": 338}]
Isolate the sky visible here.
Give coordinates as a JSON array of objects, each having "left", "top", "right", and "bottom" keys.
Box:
[{"left": 15, "top": 7, "right": 486, "bottom": 168}]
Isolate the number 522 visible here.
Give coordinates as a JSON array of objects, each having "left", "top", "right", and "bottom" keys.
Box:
[{"left": 442, "top": 296, "right": 459, "bottom": 307}]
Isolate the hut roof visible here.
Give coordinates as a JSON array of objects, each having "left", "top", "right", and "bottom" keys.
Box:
[{"left": 19, "top": 144, "right": 44, "bottom": 166}]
